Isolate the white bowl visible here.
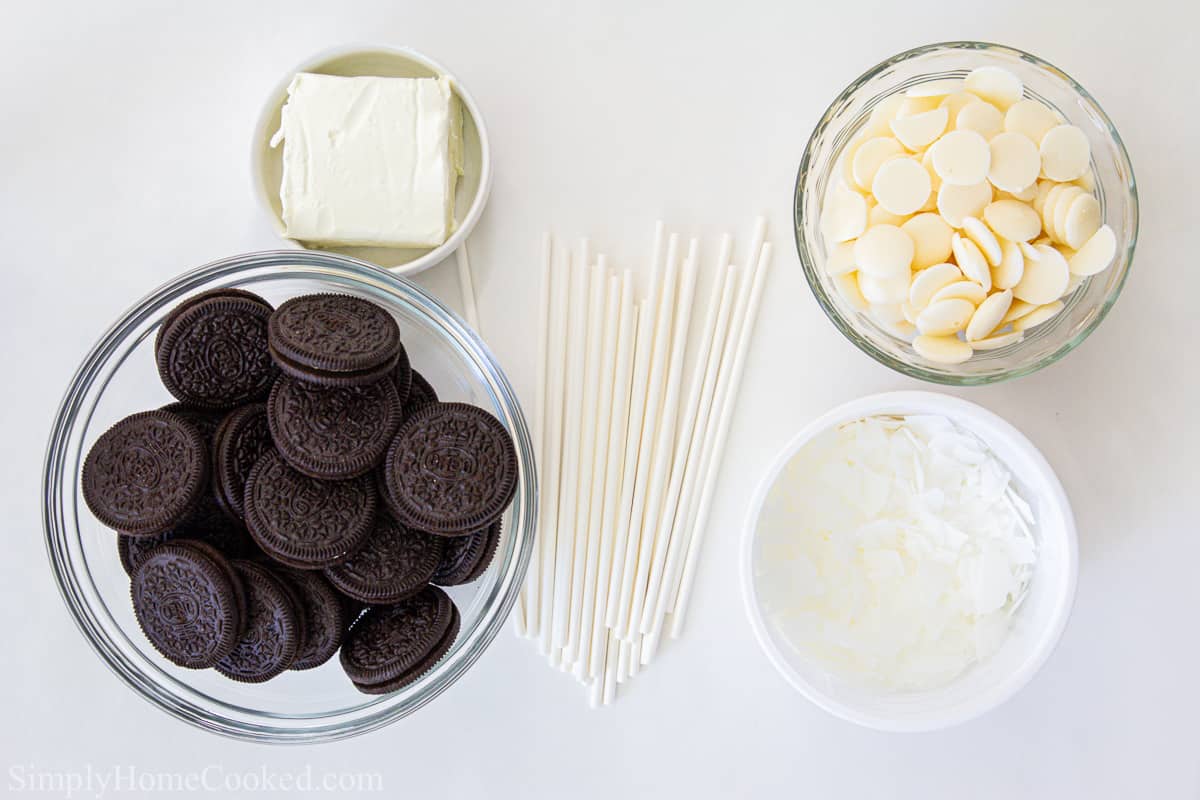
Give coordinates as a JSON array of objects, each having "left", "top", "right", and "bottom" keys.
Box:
[
  {"left": 740, "top": 391, "right": 1077, "bottom": 732},
  {"left": 251, "top": 44, "right": 493, "bottom": 276}
]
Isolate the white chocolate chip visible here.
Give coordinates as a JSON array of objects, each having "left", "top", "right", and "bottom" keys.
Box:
[
  {"left": 964, "top": 66, "right": 1023, "bottom": 110},
  {"left": 825, "top": 241, "right": 857, "bottom": 276},
  {"left": 908, "top": 262, "right": 962, "bottom": 308},
  {"left": 916, "top": 297, "right": 975, "bottom": 336},
  {"left": 930, "top": 280, "right": 988, "bottom": 306},
  {"left": 1063, "top": 193, "right": 1102, "bottom": 250},
  {"left": 1012, "top": 300, "right": 1065, "bottom": 331},
  {"left": 872, "top": 158, "right": 932, "bottom": 215},
  {"left": 890, "top": 107, "right": 949, "bottom": 151},
  {"left": 1013, "top": 244, "right": 1070, "bottom": 304},
  {"left": 1041, "top": 184, "right": 1080, "bottom": 242},
  {"left": 913, "top": 334, "right": 973, "bottom": 364},
  {"left": 939, "top": 91, "right": 979, "bottom": 127},
  {"left": 1040, "top": 124, "right": 1091, "bottom": 182},
  {"left": 984, "top": 199, "right": 1042, "bottom": 242},
  {"left": 1000, "top": 299, "right": 1039, "bottom": 326},
  {"left": 955, "top": 101, "right": 1005, "bottom": 138},
  {"left": 907, "top": 79, "right": 965, "bottom": 98},
  {"left": 1068, "top": 224, "right": 1117, "bottom": 276},
  {"left": 1019, "top": 240, "right": 1042, "bottom": 262},
  {"left": 1053, "top": 187, "right": 1086, "bottom": 245},
  {"left": 822, "top": 184, "right": 867, "bottom": 243},
  {"left": 859, "top": 271, "right": 912, "bottom": 304},
  {"left": 931, "top": 130, "right": 991, "bottom": 186},
  {"left": 854, "top": 224, "right": 914, "bottom": 278},
  {"left": 970, "top": 330, "right": 1024, "bottom": 350},
  {"left": 868, "top": 199, "right": 909, "bottom": 227},
  {"left": 952, "top": 232, "right": 993, "bottom": 292},
  {"left": 966, "top": 289, "right": 1013, "bottom": 341},
  {"left": 962, "top": 216, "right": 1003, "bottom": 266},
  {"left": 901, "top": 213, "right": 954, "bottom": 269},
  {"left": 852, "top": 137, "right": 906, "bottom": 191},
  {"left": 937, "top": 181, "right": 992, "bottom": 228},
  {"left": 1004, "top": 99, "right": 1059, "bottom": 144},
  {"left": 991, "top": 239, "right": 1026, "bottom": 290},
  {"left": 987, "top": 132, "right": 1041, "bottom": 193},
  {"left": 833, "top": 271, "right": 869, "bottom": 311}
]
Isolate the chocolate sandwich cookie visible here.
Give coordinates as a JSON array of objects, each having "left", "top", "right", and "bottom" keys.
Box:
[
  {"left": 323, "top": 514, "right": 443, "bottom": 604},
  {"left": 83, "top": 410, "right": 209, "bottom": 536},
  {"left": 268, "top": 294, "right": 401, "bottom": 386},
  {"left": 432, "top": 521, "right": 502, "bottom": 586},
  {"left": 156, "top": 295, "right": 278, "bottom": 409},
  {"left": 279, "top": 570, "right": 346, "bottom": 671},
  {"left": 211, "top": 403, "right": 272, "bottom": 519},
  {"left": 154, "top": 288, "right": 272, "bottom": 355},
  {"left": 131, "top": 541, "right": 245, "bottom": 668},
  {"left": 381, "top": 403, "right": 519, "bottom": 535},
  {"left": 118, "top": 531, "right": 177, "bottom": 577},
  {"left": 268, "top": 375, "right": 401, "bottom": 480},
  {"left": 403, "top": 369, "right": 438, "bottom": 416},
  {"left": 340, "top": 586, "right": 459, "bottom": 694},
  {"left": 215, "top": 560, "right": 300, "bottom": 683},
  {"left": 243, "top": 450, "right": 376, "bottom": 569},
  {"left": 173, "top": 491, "right": 260, "bottom": 559}
]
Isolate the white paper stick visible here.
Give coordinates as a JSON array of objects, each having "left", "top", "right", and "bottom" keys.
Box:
[
  {"left": 548, "top": 247, "right": 589, "bottom": 651},
  {"left": 638, "top": 245, "right": 729, "bottom": 638},
  {"left": 548, "top": 646, "right": 562, "bottom": 669},
  {"left": 513, "top": 592, "right": 528, "bottom": 637},
  {"left": 643, "top": 264, "right": 739, "bottom": 635},
  {"left": 616, "top": 638, "right": 631, "bottom": 683},
  {"left": 659, "top": 221, "right": 765, "bottom": 623},
  {"left": 584, "top": 272, "right": 637, "bottom": 678},
  {"left": 455, "top": 240, "right": 481, "bottom": 330},
  {"left": 604, "top": 223, "right": 665, "bottom": 627},
  {"left": 613, "top": 233, "right": 680, "bottom": 638},
  {"left": 568, "top": 267, "right": 619, "bottom": 669},
  {"left": 624, "top": 240, "right": 699, "bottom": 638},
  {"left": 537, "top": 241, "right": 571, "bottom": 655},
  {"left": 522, "top": 233, "right": 553, "bottom": 637},
  {"left": 640, "top": 626, "right": 660, "bottom": 665},
  {"left": 564, "top": 263, "right": 607, "bottom": 659},
  {"left": 628, "top": 635, "right": 641, "bottom": 678},
  {"left": 601, "top": 633, "right": 619, "bottom": 705},
  {"left": 670, "top": 241, "right": 773, "bottom": 638}
]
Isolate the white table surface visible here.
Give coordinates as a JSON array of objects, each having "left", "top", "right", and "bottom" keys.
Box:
[{"left": 2, "top": 1, "right": 1197, "bottom": 797}]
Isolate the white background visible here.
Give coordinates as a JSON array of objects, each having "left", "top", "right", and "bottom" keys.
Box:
[{"left": 2, "top": 1, "right": 1197, "bottom": 797}]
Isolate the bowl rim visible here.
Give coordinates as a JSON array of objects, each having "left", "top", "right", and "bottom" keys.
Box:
[
  {"left": 739, "top": 390, "right": 1079, "bottom": 732},
  {"left": 250, "top": 43, "right": 495, "bottom": 277},
  {"left": 794, "top": 40, "right": 1139, "bottom": 386},
  {"left": 41, "top": 249, "right": 534, "bottom": 743}
]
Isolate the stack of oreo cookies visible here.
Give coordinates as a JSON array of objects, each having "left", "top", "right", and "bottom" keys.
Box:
[{"left": 82, "top": 289, "right": 517, "bottom": 693}]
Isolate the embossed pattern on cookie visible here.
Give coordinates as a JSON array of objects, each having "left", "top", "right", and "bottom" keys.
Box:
[
  {"left": 268, "top": 293, "right": 401, "bottom": 374},
  {"left": 212, "top": 402, "right": 273, "bottom": 519},
  {"left": 432, "top": 520, "right": 502, "bottom": 586},
  {"left": 324, "top": 514, "right": 443, "bottom": 604},
  {"left": 216, "top": 560, "right": 300, "bottom": 683},
  {"left": 340, "top": 586, "right": 454, "bottom": 687},
  {"left": 268, "top": 375, "right": 401, "bottom": 479}
]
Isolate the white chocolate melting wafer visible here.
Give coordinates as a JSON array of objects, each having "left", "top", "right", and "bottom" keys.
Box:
[
  {"left": 992, "top": 239, "right": 1026, "bottom": 290},
  {"left": 821, "top": 183, "right": 868, "bottom": 243},
  {"left": 971, "top": 330, "right": 1024, "bottom": 350},
  {"left": 913, "top": 334, "right": 973, "bottom": 364},
  {"left": 1013, "top": 244, "right": 1070, "bottom": 304},
  {"left": 1005, "top": 99, "right": 1059, "bottom": 144},
  {"left": 984, "top": 199, "right": 1041, "bottom": 242},
  {"left": 1068, "top": 224, "right": 1116, "bottom": 276},
  {"left": 1040, "top": 124, "right": 1091, "bottom": 182},
  {"left": 872, "top": 158, "right": 932, "bottom": 215},
  {"left": 930, "top": 279, "right": 988, "bottom": 306},
  {"left": 855, "top": 224, "right": 914, "bottom": 278},
  {"left": 937, "top": 181, "right": 992, "bottom": 228},
  {"left": 852, "top": 137, "right": 906, "bottom": 191},
  {"left": 966, "top": 289, "right": 1013, "bottom": 341},
  {"left": 962, "top": 215, "right": 1003, "bottom": 266},
  {"left": 890, "top": 107, "right": 949, "bottom": 151},
  {"left": 902, "top": 213, "right": 953, "bottom": 269},
  {"left": 909, "top": 262, "right": 962, "bottom": 308},
  {"left": 1012, "top": 300, "right": 1065, "bottom": 331},
  {"left": 1063, "top": 193, "right": 1102, "bottom": 250},
  {"left": 987, "top": 132, "right": 1041, "bottom": 193},
  {"left": 931, "top": 129, "right": 991, "bottom": 186},
  {"left": 916, "top": 297, "right": 975, "bottom": 336},
  {"left": 964, "top": 66, "right": 1023, "bottom": 109},
  {"left": 952, "top": 232, "right": 992, "bottom": 292},
  {"left": 955, "top": 101, "right": 1004, "bottom": 139}
]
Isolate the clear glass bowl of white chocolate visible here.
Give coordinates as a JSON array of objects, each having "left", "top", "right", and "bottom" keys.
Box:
[{"left": 795, "top": 42, "right": 1137, "bottom": 384}]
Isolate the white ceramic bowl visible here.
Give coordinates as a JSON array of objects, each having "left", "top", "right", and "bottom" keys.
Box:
[
  {"left": 740, "top": 391, "right": 1077, "bottom": 731},
  {"left": 251, "top": 44, "right": 493, "bottom": 275}
]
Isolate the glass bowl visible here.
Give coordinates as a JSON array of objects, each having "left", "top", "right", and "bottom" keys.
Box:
[
  {"left": 794, "top": 41, "right": 1138, "bottom": 385},
  {"left": 41, "top": 250, "right": 535, "bottom": 743}
]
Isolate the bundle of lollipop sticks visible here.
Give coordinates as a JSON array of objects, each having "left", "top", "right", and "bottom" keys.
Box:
[{"left": 514, "top": 219, "right": 773, "bottom": 706}]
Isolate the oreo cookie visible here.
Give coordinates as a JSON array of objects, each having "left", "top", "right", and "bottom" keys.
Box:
[
  {"left": 83, "top": 410, "right": 209, "bottom": 536},
  {"left": 154, "top": 288, "right": 272, "bottom": 355},
  {"left": 340, "top": 586, "right": 459, "bottom": 693},
  {"left": 268, "top": 294, "right": 401, "bottom": 386},
  {"left": 156, "top": 295, "right": 278, "bottom": 409},
  {"left": 243, "top": 450, "right": 376, "bottom": 569},
  {"left": 211, "top": 403, "right": 272, "bottom": 519},
  {"left": 280, "top": 570, "right": 346, "bottom": 671},
  {"left": 323, "top": 514, "right": 443, "bottom": 604},
  {"left": 268, "top": 375, "right": 401, "bottom": 479},
  {"left": 381, "top": 402, "right": 518, "bottom": 535},
  {"left": 170, "top": 492, "right": 260, "bottom": 560},
  {"left": 216, "top": 560, "right": 300, "bottom": 683},
  {"left": 404, "top": 369, "right": 438, "bottom": 416},
  {"left": 131, "top": 541, "right": 245, "bottom": 668},
  {"left": 432, "top": 521, "right": 502, "bottom": 586},
  {"left": 390, "top": 345, "right": 413, "bottom": 407}
]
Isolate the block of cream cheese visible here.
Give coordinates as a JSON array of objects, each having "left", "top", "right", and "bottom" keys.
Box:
[{"left": 270, "top": 72, "right": 463, "bottom": 248}]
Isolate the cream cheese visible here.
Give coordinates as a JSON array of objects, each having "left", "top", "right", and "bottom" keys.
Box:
[{"left": 271, "top": 72, "right": 463, "bottom": 248}]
